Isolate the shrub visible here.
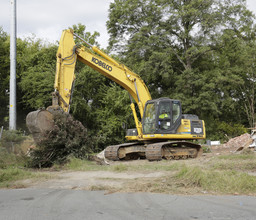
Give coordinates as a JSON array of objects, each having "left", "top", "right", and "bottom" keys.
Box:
[{"left": 28, "top": 111, "right": 92, "bottom": 168}]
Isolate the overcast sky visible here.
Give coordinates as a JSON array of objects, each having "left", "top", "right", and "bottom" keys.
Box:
[
  {"left": 0, "top": 0, "right": 114, "bottom": 48},
  {"left": 1, "top": 0, "right": 256, "bottom": 49}
]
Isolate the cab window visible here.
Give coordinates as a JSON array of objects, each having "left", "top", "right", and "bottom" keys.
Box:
[
  {"left": 143, "top": 103, "right": 156, "bottom": 134},
  {"left": 172, "top": 102, "right": 181, "bottom": 123}
]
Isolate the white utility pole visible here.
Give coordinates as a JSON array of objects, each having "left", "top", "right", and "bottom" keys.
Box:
[{"left": 9, "top": 0, "right": 17, "bottom": 130}]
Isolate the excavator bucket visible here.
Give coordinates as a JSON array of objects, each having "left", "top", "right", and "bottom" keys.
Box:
[{"left": 26, "top": 110, "right": 54, "bottom": 144}]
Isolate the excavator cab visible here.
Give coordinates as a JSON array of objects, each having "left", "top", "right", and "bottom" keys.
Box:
[{"left": 142, "top": 98, "right": 182, "bottom": 134}]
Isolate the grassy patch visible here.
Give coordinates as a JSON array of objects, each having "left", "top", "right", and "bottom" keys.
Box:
[
  {"left": 123, "top": 164, "right": 256, "bottom": 195},
  {"left": 112, "top": 164, "right": 128, "bottom": 172},
  {"left": 88, "top": 185, "right": 118, "bottom": 193},
  {"left": 0, "top": 145, "right": 49, "bottom": 188},
  {"left": 218, "top": 153, "right": 256, "bottom": 160},
  {"left": 64, "top": 157, "right": 185, "bottom": 172},
  {"left": 211, "top": 153, "right": 256, "bottom": 172},
  {"left": 63, "top": 157, "right": 108, "bottom": 171},
  {"left": 172, "top": 165, "right": 256, "bottom": 194},
  {"left": 0, "top": 147, "right": 28, "bottom": 168},
  {"left": 0, "top": 167, "right": 48, "bottom": 188}
]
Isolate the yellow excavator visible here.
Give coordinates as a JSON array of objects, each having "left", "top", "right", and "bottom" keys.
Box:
[{"left": 26, "top": 29, "right": 206, "bottom": 161}]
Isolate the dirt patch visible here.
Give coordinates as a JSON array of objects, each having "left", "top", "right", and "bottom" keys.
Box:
[{"left": 19, "top": 169, "right": 168, "bottom": 191}]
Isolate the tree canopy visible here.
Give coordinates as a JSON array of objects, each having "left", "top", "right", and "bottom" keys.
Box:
[{"left": 107, "top": 0, "right": 256, "bottom": 138}]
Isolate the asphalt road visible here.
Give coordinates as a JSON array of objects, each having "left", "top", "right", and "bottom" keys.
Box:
[{"left": 0, "top": 189, "right": 255, "bottom": 220}]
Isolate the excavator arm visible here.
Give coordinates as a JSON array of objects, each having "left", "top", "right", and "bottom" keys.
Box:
[{"left": 51, "top": 29, "right": 151, "bottom": 138}]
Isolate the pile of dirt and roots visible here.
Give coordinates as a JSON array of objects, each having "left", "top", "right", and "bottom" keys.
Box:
[{"left": 28, "top": 111, "right": 92, "bottom": 168}]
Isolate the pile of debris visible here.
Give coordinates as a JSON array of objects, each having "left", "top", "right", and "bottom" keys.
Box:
[
  {"left": 222, "top": 133, "right": 252, "bottom": 150},
  {"left": 210, "top": 133, "right": 253, "bottom": 155}
]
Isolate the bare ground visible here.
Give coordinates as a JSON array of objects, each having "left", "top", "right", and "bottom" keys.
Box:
[{"left": 28, "top": 170, "right": 165, "bottom": 190}]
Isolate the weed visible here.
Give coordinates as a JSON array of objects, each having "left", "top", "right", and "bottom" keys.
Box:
[
  {"left": 112, "top": 164, "right": 128, "bottom": 172},
  {"left": 202, "top": 145, "right": 211, "bottom": 153}
]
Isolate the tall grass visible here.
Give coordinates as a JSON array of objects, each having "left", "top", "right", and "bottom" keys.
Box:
[
  {"left": 211, "top": 153, "right": 256, "bottom": 172},
  {"left": 0, "top": 143, "right": 48, "bottom": 188},
  {"left": 173, "top": 165, "right": 256, "bottom": 194}
]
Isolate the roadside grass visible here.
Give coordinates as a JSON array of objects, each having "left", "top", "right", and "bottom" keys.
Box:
[
  {"left": 121, "top": 164, "right": 256, "bottom": 195},
  {"left": 210, "top": 153, "right": 256, "bottom": 172},
  {"left": 49, "top": 152, "right": 256, "bottom": 195},
  {"left": 172, "top": 165, "right": 256, "bottom": 194},
  {"left": 63, "top": 157, "right": 109, "bottom": 171},
  {"left": 0, "top": 167, "right": 49, "bottom": 188},
  {"left": 64, "top": 152, "right": 256, "bottom": 195},
  {"left": 0, "top": 147, "right": 49, "bottom": 188},
  {"left": 64, "top": 157, "right": 184, "bottom": 172},
  {"left": 0, "top": 148, "right": 27, "bottom": 169}
]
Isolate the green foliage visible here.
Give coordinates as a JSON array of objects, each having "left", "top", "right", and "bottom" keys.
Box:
[
  {"left": 217, "top": 122, "right": 247, "bottom": 137},
  {"left": 71, "top": 23, "right": 100, "bottom": 47},
  {"left": 19, "top": 42, "right": 57, "bottom": 109},
  {"left": 71, "top": 64, "right": 133, "bottom": 150},
  {"left": 64, "top": 157, "right": 104, "bottom": 171},
  {"left": 0, "top": 130, "right": 26, "bottom": 144},
  {"left": 112, "top": 164, "right": 128, "bottom": 172},
  {"left": 0, "top": 27, "right": 10, "bottom": 127},
  {"left": 107, "top": 0, "right": 256, "bottom": 139},
  {"left": 0, "top": 168, "right": 32, "bottom": 188},
  {"left": 202, "top": 145, "right": 211, "bottom": 153},
  {"left": 92, "top": 84, "right": 134, "bottom": 149},
  {"left": 0, "top": 148, "right": 18, "bottom": 169},
  {"left": 0, "top": 147, "right": 35, "bottom": 188},
  {"left": 206, "top": 120, "right": 248, "bottom": 141},
  {"left": 212, "top": 153, "right": 256, "bottom": 171}
]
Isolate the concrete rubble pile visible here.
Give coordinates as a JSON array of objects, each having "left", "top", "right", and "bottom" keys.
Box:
[{"left": 222, "top": 133, "right": 252, "bottom": 151}]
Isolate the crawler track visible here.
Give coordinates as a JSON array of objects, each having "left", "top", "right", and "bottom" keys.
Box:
[
  {"left": 105, "top": 141, "right": 202, "bottom": 161},
  {"left": 146, "top": 141, "right": 202, "bottom": 161},
  {"left": 105, "top": 142, "right": 146, "bottom": 160}
]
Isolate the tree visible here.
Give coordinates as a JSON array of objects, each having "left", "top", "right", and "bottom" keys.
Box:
[
  {"left": 19, "top": 40, "right": 57, "bottom": 109},
  {"left": 0, "top": 27, "right": 9, "bottom": 127},
  {"left": 214, "top": 27, "right": 256, "bottom": 128},
  {"left": 107, "top": 0, "right": 255, "bottom": 136},
  {"left": 92, "top": 83, "right": 134, "bottom": 149},
  {"left": 108, "top": 0, "right": 253, "bottom": 70}
]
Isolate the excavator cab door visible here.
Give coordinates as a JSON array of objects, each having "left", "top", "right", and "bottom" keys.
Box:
[{"left": 142, "top": 98, "right": 182, "bottom": 134}]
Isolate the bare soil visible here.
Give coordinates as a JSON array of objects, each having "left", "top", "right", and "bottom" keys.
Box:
[
  {"left": 19, "top": 159, "right": 172, "bottom": 191},
  {"left": 18, "top": 152, "right": 251, "bottom": 192}
]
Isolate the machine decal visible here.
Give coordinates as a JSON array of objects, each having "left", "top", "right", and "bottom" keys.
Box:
[{"left": 92, "top": 57, "right": 112, "bottom": 72}]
